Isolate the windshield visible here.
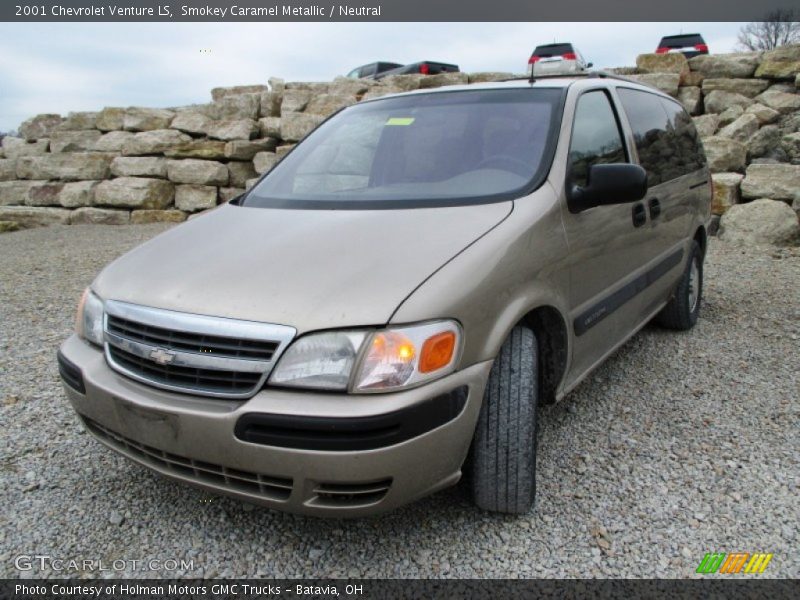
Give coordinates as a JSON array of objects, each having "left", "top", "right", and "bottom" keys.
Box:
[{"left": 243, "top": 88, "right": 563, "bottom": 209}]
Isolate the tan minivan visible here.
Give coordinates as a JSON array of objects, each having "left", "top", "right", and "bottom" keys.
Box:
[{"left": 59, "top": 74, "right": 711, "bottom": 516}]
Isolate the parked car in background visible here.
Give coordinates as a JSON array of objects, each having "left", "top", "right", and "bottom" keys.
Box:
[
  {"left": 528, "top": 43, "right": 591, "bottom": 77},
  {"left": 655, "top": 34, "right": 709, "bottom": 58},
  {"left": 347, "top": 61, "right": 460, "bottom": 80}
]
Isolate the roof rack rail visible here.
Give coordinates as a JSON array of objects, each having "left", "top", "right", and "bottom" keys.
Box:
[{"left": 502, "top": 69, "right": 648, "bottom": 87}]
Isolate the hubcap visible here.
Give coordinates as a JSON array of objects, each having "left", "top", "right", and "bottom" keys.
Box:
[{"left": 688, "top": 258, "right": 700, "bottom": 313}]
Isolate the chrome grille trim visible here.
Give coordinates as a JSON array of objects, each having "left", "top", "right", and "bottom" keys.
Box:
[{"left": 103, "top": 300, "right": 295, "bottom": 399}]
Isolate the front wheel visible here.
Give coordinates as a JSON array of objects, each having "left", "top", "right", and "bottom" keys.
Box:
[
  {"left": 655, "top": 240, "right": 703, "bottom": 330},
  {"left": 470, "top": 326, "right": 539, "bottom": 514}
]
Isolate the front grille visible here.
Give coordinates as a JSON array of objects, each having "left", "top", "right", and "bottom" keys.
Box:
[
  {"left": 102, "top": 300, "right": 295, "bottom": 399},
  {"left": 109, "top": 345, "right": 262, "bottom": 394},
  {"left": 83, "top": 417, "right": 293, "bottom": 501},
  {"left": 311, "top": 479, "right": 392, "bottom": 508},
  {"left": 107, "top": 315, "right": 278, "bottom": 361}
]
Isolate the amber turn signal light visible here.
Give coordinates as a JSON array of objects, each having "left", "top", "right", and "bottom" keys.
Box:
[{"left": 419, "top": 331, "right": 456, "bottom": 373}]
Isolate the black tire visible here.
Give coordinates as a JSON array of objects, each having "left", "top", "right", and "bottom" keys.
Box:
[
  {"left": 470, "top": 325, "right": 539, "bottom": 514},
  {"left": 656, "top": 240, "right": 703, "bottom": 330}
]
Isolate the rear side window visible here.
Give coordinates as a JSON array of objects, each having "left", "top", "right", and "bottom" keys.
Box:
[
  {"left": 618, "top": 88, "right": 704, "bottom": 186},
  {"left": 568, "top": 91, "right": 626, "bottom": 188}
]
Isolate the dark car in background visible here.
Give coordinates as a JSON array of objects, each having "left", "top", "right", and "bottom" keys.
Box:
[
  {"left": 347, "top": 61, "right": 460, "bottom": 80},
  {"left": 655, "top": 34, "right": 709, "bottom": 58},
  {"left": 527, "top": 43, "right": 590, "bottom": 77}
]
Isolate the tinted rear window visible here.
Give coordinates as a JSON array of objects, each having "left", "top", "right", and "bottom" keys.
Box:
[
  {"left": 658, "top": 34, "right": 704, "bottom": 48},
  {"left": 617, "top": 88, "right": 705, "bottom": 185},
  {"left": 533, "top": 44, "right": 574, "bottom": 57},
  {"left": 244, "top": 88, "right": 563, "bottom": 209}
]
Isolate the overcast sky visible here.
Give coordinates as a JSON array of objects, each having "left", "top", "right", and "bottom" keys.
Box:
[{"left": 0, "top": 22, "right": 744, "bottom": 132}]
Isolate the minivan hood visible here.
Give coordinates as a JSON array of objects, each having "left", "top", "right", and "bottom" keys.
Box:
[{"left": 94, "top": 202, "right": 512, "bottom": 333}]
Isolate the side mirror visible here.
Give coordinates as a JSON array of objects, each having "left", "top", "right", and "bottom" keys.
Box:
[
  {"left": 587, "top": 62, "right": 594, "bottom": 68},
  {"left": 567, "top": 163, "right": 647, "bottom": 213}
]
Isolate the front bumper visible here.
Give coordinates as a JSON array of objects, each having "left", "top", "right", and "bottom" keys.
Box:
[{"left": 59, "top": 334, "right": 492, "bottom": 517}]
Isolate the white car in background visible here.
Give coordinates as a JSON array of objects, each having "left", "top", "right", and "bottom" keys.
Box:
[{"left": 527, "top": 42, "right": 591, "bottom": 77}]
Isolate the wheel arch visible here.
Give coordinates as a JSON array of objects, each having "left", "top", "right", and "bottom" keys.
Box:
[{"left": 519, "top": 305, "right": 569, "bottom": 405}]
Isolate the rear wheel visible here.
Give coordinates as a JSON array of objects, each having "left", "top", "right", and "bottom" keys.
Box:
[
  {"left": 656, "top": 240, "right": 703, "bottom": 330},
  {"left": 470, "top": 326, "right": 539, "bottom": 514}
]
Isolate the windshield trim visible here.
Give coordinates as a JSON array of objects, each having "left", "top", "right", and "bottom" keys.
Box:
[{"left": 238, "top": 86, "right": 568, "bottom": 211}]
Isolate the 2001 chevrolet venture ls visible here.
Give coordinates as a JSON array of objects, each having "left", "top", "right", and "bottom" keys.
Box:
[{"left": 59, "top": 73, "right": 711, "bottom": 516}]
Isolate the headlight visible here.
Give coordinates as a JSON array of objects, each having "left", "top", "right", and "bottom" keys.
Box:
[
  {"left": 269, "top": 320, "right": 461, "bottom": 393},
  {"left": 75, "top": 288, "right": 104, "bottom": 347}
]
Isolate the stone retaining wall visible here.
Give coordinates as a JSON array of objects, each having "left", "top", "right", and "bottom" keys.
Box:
[{"left": 1, "top": 47, "right": 799, "bottom": 231}]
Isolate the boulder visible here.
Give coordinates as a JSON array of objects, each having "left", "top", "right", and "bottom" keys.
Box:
[
  {"left": 0, "top": 159, "right": 15, "bottom": 181},
  {"left": 281, "top": 89, "right": 313, "bottom": 114},
  {"left": 94, "top": 177, "right": 174, "bottom": 209},
  {"left": 211, "top": 85, "right": 269, "bottom": 102},
  {"left": 305, "top": 93, "right": 356, "bottom": 117},
  {"left": 253, "top": 151, "right": 279, "bottom": 174},
  {"left": 0, "top": 221, "right": 19, "bottom": 233},
  {"left": 688, "top": 53, "right": 761, "bottom": 78},
  {"left": 711, "top": 172, "right": 743, "bottom": 215},
  {"left": 754, "top": 44, "right": 800, "bottom": 80},
  {"left": 628, "top": 73, "right": 680, "bottom": 96},
  {"left": 1, "top": 137, "right": 49, "bottom": 160},
  {"left": 682, "top": 72, "right": 705, "bottom": 87},
  {"left": 702, "top": 136, "right": 748, "bottom": 172},
  {"left": 700, "top": 78, "right": 770, "bottom": 98},
  {"left": 170, "top": 111, "right": 214, "bottom": 136},
  {"left": 744, "top": 103, "right": 780, "bottom": 125},
  {"left": 0, "top": 181, "right": 48, "bottom": 206},
  {"left": 692, "top": 114, "right": 720, "bottom": 138},
  {"left": 166, "top": 159, "right": 228, "bottom": 186},
  {"left": 280, "top": 113, "right": 324, "bottom": 142},
  {"left": 782, "top": 131, "right": 800, "bottom": 161},
  {"left": 70, "top": 207, "right": 130, "bottom": 225},
  {"left": 245, "top": 177, "right": 260, "bottom": 190},
  {"left": 636, "top": 53, "right": 690, "bottom": 81},
  {"left": 59, "top": 111, "right": 98, "bottom": 131},
  {"left": 164, "top": 140, "right": 227, "bottom": 160},
  {"left": 224, "top": 138, "right": 277, "bottom": 160},
  {"left": 328, "top": 76, "right": 374, "bottom": 96},
  {"left": 0, "top": 206, "right": 71, "bottom": 227},
  {"left": 703, "top": 90, "right": 753, "bottom": 114},
  {"left": 268, "top": 77, "right": 285, "bottom": 93},
  {"left": 718, "top": 198, "right": 799, "bottom": 245},
  {"left": 130, "top": 209, "right": 187, "bottom": 224},
  {"left": 375, "top": 74, "right": 425, "bottom": 92},
  {"left": 206, "top": 119, "right": 259, "bottom": 141},
  {"left": 122, "top": 107, "right": 176, "bottom": 131},
  {"left": 26, "top": 183, "right": 65, "bottom": 206},
  {"left": 18, "top": 114, "right": 63, "bottom": 141},
  {"left": 93, "top": 131, "right": 135, "bottom": 152},
  {"left": 677, "top": 86, "right": 702, "bottom": 115},
  {"left": 276, "top": 144, "right": 295, "bottom": 158},
  {"left": 16, "top": 153, "right": 113, "bottom": 181},
  {"left": 96, "top": 107, "right": 125, "bottom": 131},
  {"left": 747, "top": 125, "right": 782, "bottom": 159},
  {"left": 218, "top": 187, "right": 245, "bottom": 203},
  {"left": 111, "top": 156, "right": 168, "bottom": 178},
  {"left": 175, "top": 184, "right": 217, "bottom": 211},
  {"left": 227, "top": 161, "right": 256, "bottom": 188},
  {"left": 260, "top": 91, "right": 283, "bottom": 118},
  {"left": 418, "top": 72, "right": 470, "bottom": 88},
  {"left": 741, "top": 163, "right": 800, "bottom": 201},
  {"left": 49, "top": 130, "right": 102, "bottom": 153},
  {"left": 717, "top": 114, "right": 760, "bottom": 143},
  {"left": 285, "top": 81, "right": 330, "bottom": 93},
  {"left": 211, "top": 94, "right": 260, "bottom": 120},
  {"left": 718, "top": 106, "right": 744, "bottom": 128},
  {"left": 122, "top": 129, "right": 192, "bottom": 156},
  {"left": 467, "top": 72, "right": 516, "bottom": 84},
  {"left": 258, "top": 117, "right": 281, "bottom": 138},
  {"left": 754, "top": 89, "right": 800, "bottom": 114},
  {"left": 59, "top": 181, "right": 100, "bottom": 208}
]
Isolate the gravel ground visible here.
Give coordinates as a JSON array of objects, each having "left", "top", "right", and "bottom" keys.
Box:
[{"left": 0, "top": 224, "right": 797, "bottom": 579}]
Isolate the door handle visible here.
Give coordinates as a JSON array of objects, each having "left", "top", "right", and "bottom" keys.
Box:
[
  {"left": 648, "top": 197, "right": 661, "bottom": 219},
  {"left": 632, "top": 203, "right": 647, "bottom": 228}
]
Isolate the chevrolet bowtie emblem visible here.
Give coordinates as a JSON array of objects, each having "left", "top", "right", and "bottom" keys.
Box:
[{"left": 149, "top": 348, "right": 176, "bottom": 365}]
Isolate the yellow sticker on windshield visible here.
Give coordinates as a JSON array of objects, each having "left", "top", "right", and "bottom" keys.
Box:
[{"left": 386, "top": 117, "right": 415, "bottom": 126}]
